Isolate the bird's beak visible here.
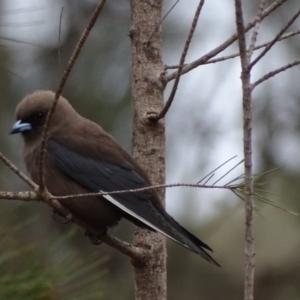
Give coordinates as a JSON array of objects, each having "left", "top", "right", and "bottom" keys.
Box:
[{"left": 10, "top": 120, "right": 32, "bottom": 134}]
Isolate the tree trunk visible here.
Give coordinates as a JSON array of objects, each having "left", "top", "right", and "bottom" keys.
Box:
[{"left": 130, "top": 1, "right": 167, "bottom": 300}]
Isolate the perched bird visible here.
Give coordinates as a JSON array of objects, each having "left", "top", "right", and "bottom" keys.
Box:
[{"left": 11, "top": 90, "right": 219, "bottom": 266}]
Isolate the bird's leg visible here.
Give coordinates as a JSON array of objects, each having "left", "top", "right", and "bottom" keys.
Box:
[
  {"left": 52, "top": 209, "right": 73, "bottom": 224},
  {"left": 85, "top": 229, "right": 107, "bottom": 245}
]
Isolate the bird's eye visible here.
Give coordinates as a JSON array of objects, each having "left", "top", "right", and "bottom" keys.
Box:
[{"left": 36, "top": 112, "right": 45, "bottom": 119}]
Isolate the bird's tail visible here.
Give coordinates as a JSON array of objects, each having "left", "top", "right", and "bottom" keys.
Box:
[{"left": 102, "top": 193, "right": 220, "bottom": 266}]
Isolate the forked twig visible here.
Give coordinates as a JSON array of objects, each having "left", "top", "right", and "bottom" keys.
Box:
[
  {"left": 249, "top": 7, "right": 300, "bottom": 70},
  {"left": 165, "top": 0, "right": 288, "bottom": 82}
]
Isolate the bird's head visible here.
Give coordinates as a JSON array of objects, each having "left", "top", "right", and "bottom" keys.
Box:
[{"left": 11, "top": 90, "right": 77, "bottom": 142}]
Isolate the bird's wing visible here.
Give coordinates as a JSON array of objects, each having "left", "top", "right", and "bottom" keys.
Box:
[
  {"left": 47, "top": 139, "right": 219, "bottom": 266},
  {"left": 47, "top": 140, "right": 181, "bottom": 239}
]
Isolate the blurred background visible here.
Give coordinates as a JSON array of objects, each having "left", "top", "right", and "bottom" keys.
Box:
[{"left": 0, "top": 0, "right": 299, "bottom": 299}]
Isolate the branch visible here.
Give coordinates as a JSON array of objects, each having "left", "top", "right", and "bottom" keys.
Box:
[
  {"left": 0, "top": 151, "right": 38, "bottom": 190},
  {"left": 249, "top": 6, "right": 300, "bottom": 70},
  {"left": 164, "top": 0, "right": 288, "bottom": 82},
  {"left": 150, "top": 0, "right": 205, "bottom": 121},
  {"left": 234, "top": 0, "right": 255, "bottom": 299},
  {"left": 38, "top": 0, "right": 107, "bottom": 192},
  {"left": 166, "top": 30, "right": 300, "bottom": 68},
  {"left": 252, "top": 59, "right": 300, "bottom": 89},
  {"left": 247, "top": 0, "right": 265, "bottom": 60},
  {"left": 0, "top": 189, "right": 147, "bottom": 262}
]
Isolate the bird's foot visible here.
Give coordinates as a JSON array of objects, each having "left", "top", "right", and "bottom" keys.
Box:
[
  {"left": 85, "top": 229, "right": 107, "bottom": 245},
  {"left": 52, "top": 209, "right": 72, "bottom": 224}
]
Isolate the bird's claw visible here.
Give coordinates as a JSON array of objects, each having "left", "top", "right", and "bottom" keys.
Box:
[
  {"left": 85, "top": 230, "right": 107, "bottom": 245},
  {"left": 52, "top": 209, "right": 72, "bottom": 224}
]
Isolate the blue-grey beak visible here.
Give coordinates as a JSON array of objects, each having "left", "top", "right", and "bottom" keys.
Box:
[{"left": 10, "top": 120, "right": 32, "bottom": 134}]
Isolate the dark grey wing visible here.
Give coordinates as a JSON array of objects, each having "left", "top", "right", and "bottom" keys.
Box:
[{"left": 47, "top": 140, "right": 185, "bottom": 243}]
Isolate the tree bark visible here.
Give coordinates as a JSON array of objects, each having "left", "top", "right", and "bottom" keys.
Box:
[{"left": 130, "top": 1, "right": 167, "bottom": 300}]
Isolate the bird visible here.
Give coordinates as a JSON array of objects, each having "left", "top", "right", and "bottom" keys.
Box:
[{"left": 11, "top": 90, "right": 219, "bottom": 266}]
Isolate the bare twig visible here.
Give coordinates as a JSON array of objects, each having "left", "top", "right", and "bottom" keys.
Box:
[
  {"left": 234, "top": 0, "right": 255, "bottom": 299},
  {"left": 53, "top": 183, "right": 240, "bottom": 200},
  {"left": 164, "top": 0, "right": 288, "bottom": 82},
  {"left": 165, "top": 30, "right": 300, "bottom": 68},
  {"left": 252, "top": 59, "right": 300, "bottom": 89},
  {"left": 212, "top": 159, "right": 244, "bottom": 186},
  {"left": 57, "top": 7, "right": 64, "bottom": 77},
  {"left": 150, "top": 0, "right": 205, "bottom": 121},
  {"left": 1, "top": 180, "right": 296, "bottom": 215},
  {"left": 247, "top": 0, "right": 265, "bottom": 60},
  {"left": 197, "top": 155, "right": 238, "bottom": 184},
  {"left": 38, "top": 0, "right": 107, "bottom": 192},
  {"left": 0, "top": 152, "right": 38, "bottom": 190},
  {"left": 249, "top": 7, "right": 300, "bottom": 69},
  {"left": 148, "top": 0, "right": 179, "bottom": 42}
]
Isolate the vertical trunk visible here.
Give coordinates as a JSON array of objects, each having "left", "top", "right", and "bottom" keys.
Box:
[{"left": 130, "top": 1, "right": 166, "bottom": 300}]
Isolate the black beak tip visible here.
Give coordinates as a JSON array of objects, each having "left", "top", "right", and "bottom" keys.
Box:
[{"left": 10, "top": 120, "right": 32, "bottom": 135}]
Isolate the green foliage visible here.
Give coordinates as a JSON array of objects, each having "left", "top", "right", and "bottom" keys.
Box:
[{"left": 0, "top": 219, "right": 107, "bottom": 300}]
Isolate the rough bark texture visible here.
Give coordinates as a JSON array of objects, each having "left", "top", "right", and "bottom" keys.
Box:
[{"left": 130, "top": 1, "right": 167, "bottom": 300}]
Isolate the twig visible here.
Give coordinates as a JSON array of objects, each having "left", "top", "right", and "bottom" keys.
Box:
[
  {"left": 165, "top": 30, "right": 300, "bottom": 68},
  {"left": 38, "top": 0, "right": 107, "bottom": 192},
  {"left": 247, "top": 0, "right": 265, "bottom": 60},
  {"left": 234, "top": 0, "right": 255, "bottom": 299},
  {"left": 164, "top": 0, "right": 288, "bottom": 82},
  {"left": 150, "top": 0, "right": 205, "bottom": 121},
  {"left": 53, "top": 182, "right": 241, "bottom": 200},
  {"left": 212, "top": 159, "right": 244, "bottom": 186},
  {"left": 249, "top": 7, "right": 300, "bottom": 70},
  {"left": 197, "top": 155, "right": 238, "bottom": 184},
  {"left": 0, "top": 152, "right": 38, "bottom": 190},
  {"left": 58, "top": 7, "right": 64, "bottom": 77},
  {"left": 1, "top": 181, "right": 296, "bottom": 215},
  {"left": 148, "top": 0, "right": 179, "bottom": 42},
  {"left": 252, "top": 59, "right": 300, "bottom": 89}
]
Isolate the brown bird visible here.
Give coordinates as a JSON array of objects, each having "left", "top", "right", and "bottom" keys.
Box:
[{"left": 11, "top": 90, "right": 219, "bottom": 266}]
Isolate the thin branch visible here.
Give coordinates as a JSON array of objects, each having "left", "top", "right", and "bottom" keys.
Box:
[
  {"left": 150, "top": 0, "right": 205, "bottom": 121},
  {"left": 165, "top": 30, "right": 300, "bottom": 68},
  {"left": 252, "top": 59, "right": 300, "bottom": 89},
  {"left": 197, "top": 155, "right": 238, "bottom": 184},
  {"left": 249, "top": 7, "right": 300, "bottom": 69},
  {"left": 247, "top": 0, "right": 265, "bottom": 60},
  {"left": 0, "top": 152, "right": 38, "bottom": 190},
  {"left": 1, "top": 180, "right": 296, "bottom": 215},
  {"left": 164, "top": 0, "right": 288, "bottom": 82},
  {"left": 58, "top": 7, "right": 64, "bottom": 77},
  {"left": 148, "top": 0, "right": 179, "bottom": 42},
  {"left": 212, "top": 159, "right": 244, "bottom": 186},
  {"left": 53, "top": 183, "right": 237, "bottom": 200},
  {"left": 38, "top": 0, "right": 107, "bottom": 192},
  {"left": 234, "top": 0, "right": 255, "bottom": 299}
]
